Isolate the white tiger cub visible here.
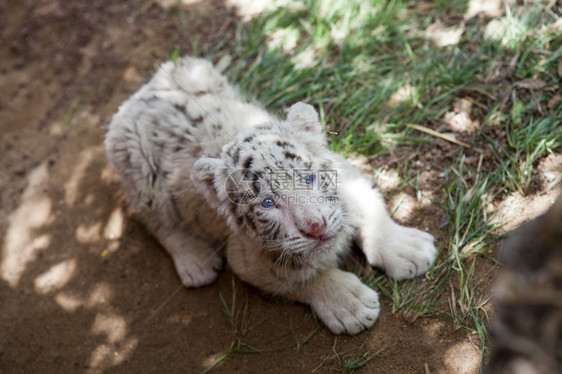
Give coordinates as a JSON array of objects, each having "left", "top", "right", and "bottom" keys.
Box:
[{"left": 106, "top": 56, "right": 436, "bottom": 335}]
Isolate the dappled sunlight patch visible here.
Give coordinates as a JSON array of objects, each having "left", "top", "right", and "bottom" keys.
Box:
[
  {"left": 537, "top": 153, "right": 562, "bottom": 187},
  {"left": 86, "top": 282, "right": 114, "bottom": 307},
  {"left": 373, "top": 169, "right": 401, "bottom": 193},
  {"left": 34, "top": 258, "right": 77, "bottom": 294},
  {"left": 87, "top": 313, "right": 138, "bottom": 373},
  {"left": 267, "top": 28, "right": 300, "bottom": 53},
  {"left": 64, "top": 146, "right": 104, "bottom": 207},
  {"left": 76, "top": 222, "right": 103, "bottom": 243},
  {"left": 444, "top": 111, "right": 479, "bottom": 133},
  {"left": 447, "top": 97, "right": 480, "bottom": 133},
  {"left": 418, "top": 188, "right": 436, "bottom": 210},
  {"left": 1, "top": 233, "right": 52, "bottom": 286},
  {"left": 384, "top": 83, "right": 420, "bottom": 110},
  {"left": 443, "top": 340, "right": 481, "bottom": 374},
  {"left": 100, "top": 242, "right": 121, "bottom": 257},
  {"left": 374, "top": 166, "right": 439, "bottom": 224},
  {"left": 92, "top": 312, "right": 128, "bottom": 343},
  {"left": 100, "top": 163, "right": 120, "bottom": 185},
  {"left": 315, "top": 0, "right": 380, "bottom": 44},
  {"left": 421, "top": 319, "right": 447, "bottom": 340},
  {"left": 49, "top": 121, "right": 65, "bottom": 136},
  {"left": 426, "top": 20, "right": 464, "bottom": 47},
  {"left": 1, "top": 162, "right": 54, "bottom": 287},
  {"left": 104, "top": 207, "right": 125, "bottom": 240},
  {"left": 483, "top": 3, "right": 543, "bottom": 50},
  {"left": 489, "top": 188, "right": 560, "bottom": 232},
  {"left": 121, "top": 65, "right": 143, "bottom": 84},
  {"left": 55, "top": 291, "right": 83, "bottom": 312},
  {"left": 464, "top": 0, "right": 504, "bottom": 20},
  {"left": 346, "top": 154, "right": 372, "bottom": 175},
  {"left": 291, "top": 47, "right": 316, "bottom": 70},
  {"left": 226, "top": 0, "right": 299, "bottom": 20},
  {"left": 87, "top": 309, "right": 138, "bottom": 372},
  {"left": 54, "top": 281, "right": 114, "bottom": 312},
  {"left": 87, "top": 338, "right": 139, "bottom": 374},
  {"left": 225, "top": 0, "right": 270, "bottom": 19},
  {"left": 84, "top": 193, "right": 97, "bottom": 205},
  {"left": 484, "top": 18, "right": 523, "bottom": 49},
  {"left": 389, "top": 192, "right": 418, "bottom": 222}
]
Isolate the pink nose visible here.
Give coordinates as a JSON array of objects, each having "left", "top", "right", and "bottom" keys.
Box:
[{"left": 300, "top": 218, "right": 326, "bottom": 239}]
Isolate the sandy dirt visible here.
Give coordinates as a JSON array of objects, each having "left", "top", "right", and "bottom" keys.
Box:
[{"left": 0, "top": 1, "right": 558, "bottom": 373}]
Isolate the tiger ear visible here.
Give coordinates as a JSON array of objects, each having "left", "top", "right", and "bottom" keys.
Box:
[
  {"left": 286, "top": 102, "right": 323, "bottom": 135},
  {"left": 191, "top": 157, "right": 227, "bottom": 210},
  {"left": 285, "top": 102, "right": 327, "bottom": 150}
]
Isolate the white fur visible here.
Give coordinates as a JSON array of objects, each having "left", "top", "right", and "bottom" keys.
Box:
[{"left": 106, "top": 56, "right": 437, "bottom": 334}]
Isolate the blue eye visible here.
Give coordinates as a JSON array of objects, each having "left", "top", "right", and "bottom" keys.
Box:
[
  {"left": 261, "top": 197, "right": 275, "bottom": 208},
  {"left": 305, "top": 174, "right": 315, "bottom": 185}
]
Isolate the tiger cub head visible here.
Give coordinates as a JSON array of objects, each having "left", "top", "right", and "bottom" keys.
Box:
[{"left": 191, "top": 102, "right": 351, "bottom": 263}]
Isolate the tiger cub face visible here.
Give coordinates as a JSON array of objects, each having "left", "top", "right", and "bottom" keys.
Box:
[{"left": 191, "top": 103, "right": 351, "bottom": 264}]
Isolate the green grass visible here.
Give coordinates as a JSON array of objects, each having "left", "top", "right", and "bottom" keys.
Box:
[
  {"left": 312, "top": 341, "right": 388, "bottom": 374},
  {"left": 202, "top": 280, "right": 272, "bottom": 374},
  {"left": 186, "top": 0, "right": 562, "bottom": 370},
  {"left": 203, "top": 278, "right": 323, "bottom": 373}
]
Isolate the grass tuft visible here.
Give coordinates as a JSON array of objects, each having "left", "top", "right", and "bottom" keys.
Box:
[{"left": 192, "top": 0, "right": 562, "bottom": 370}]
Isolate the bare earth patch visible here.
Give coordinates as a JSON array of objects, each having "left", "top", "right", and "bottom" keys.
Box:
[{"left": 0, "top": 1, "right": 558, "bottom": 373}]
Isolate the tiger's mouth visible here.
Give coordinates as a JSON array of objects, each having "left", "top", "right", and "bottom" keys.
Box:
[
  {"left": 306, "top": 232, "right": 337, "bottom": 252},
  {"left": 312, "top": 235, "right": 330, "bottom": 248}
]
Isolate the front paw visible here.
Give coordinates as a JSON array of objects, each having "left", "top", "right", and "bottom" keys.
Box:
[
  {"left": 365, "top": 223, "right": 437, "bottom": 281},
  {"left": 310, "top": 270, "right": 380, "bottom": 335},
  {"left": 172, "top": 250, "right": 224, "bottom": 288}
]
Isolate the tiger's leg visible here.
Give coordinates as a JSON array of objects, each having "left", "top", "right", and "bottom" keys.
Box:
[
  {"left": 336, "top": 160, "right": 437, "bottom": 281},
  {"left": 155, "top": 226, "right": 224, "bottom": 287},
  {"left": 286, "top": 268, "right": 381, "bottom": 334},
  {"left": 226, "top": 238, "right": 380, "bottom": 335}
]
